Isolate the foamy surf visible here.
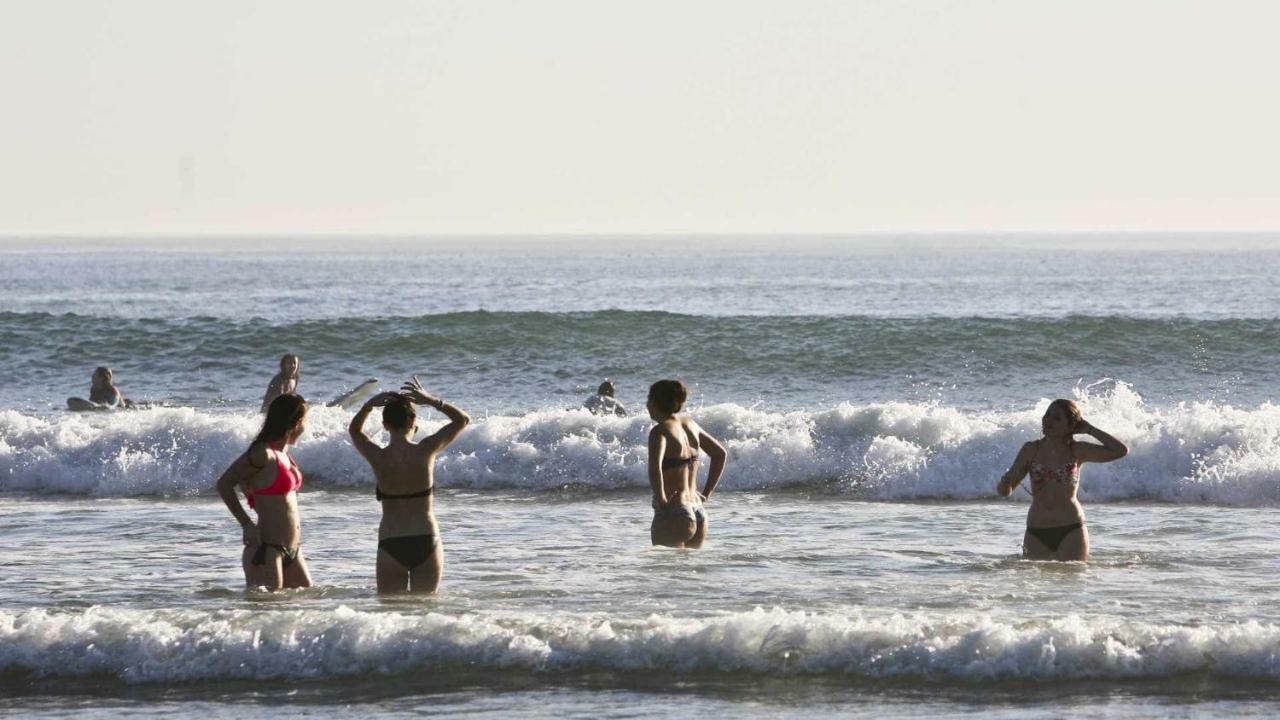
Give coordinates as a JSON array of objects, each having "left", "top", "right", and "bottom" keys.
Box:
[
  {"left": 4, "top": 606, "right": 1280, "bottom": 684},
  {"left": 4, "top": 382, "right": 1280, "bottom": 504}
]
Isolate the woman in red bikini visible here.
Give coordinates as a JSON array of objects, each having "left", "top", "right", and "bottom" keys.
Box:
[
  {"left": 997, "top": 398, "right": 1128, "bottom": 561},
  {"left": 216, "top": 393, "right": 312, "bottom": 589},
  {"left": 349, "top": 377, "right": 469, "bottom": 594}
]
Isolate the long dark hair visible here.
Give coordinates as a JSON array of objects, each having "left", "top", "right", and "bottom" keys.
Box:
[{"left": 254, "top": 393, "right": 308, "bottom": 446}]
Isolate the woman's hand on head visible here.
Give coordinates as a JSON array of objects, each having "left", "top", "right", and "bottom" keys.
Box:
[{"left": 401, "top": 375, "right": 437, "bottom": 405}]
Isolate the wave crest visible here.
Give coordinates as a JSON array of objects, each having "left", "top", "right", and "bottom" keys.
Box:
[
  {"left": 4, "top": 383, "right": 1280, "bottom": 504},
  {"left": 4, "top": 606, "right": 1280, "bottom": 683}
]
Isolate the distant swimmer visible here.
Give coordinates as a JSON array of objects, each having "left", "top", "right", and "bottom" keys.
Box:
[
  {"left": 89, "top": 366, "right": 133, "bottom": 408},
  {"left": 997, "top": 399, "right": 1128, "bottom": 561},
  {"left": 583, "top": 380, "right": 627, "bottom": 416},
  {"left": 646, "top": 379, "right": 727, "bottom": 549},
  {"left": 349, "top": 376, "right": 470, "bottom": 594},
  {"left": 261, "top": 354, "right": 300, "bottom": 413},
  {"left": 216, "top": 394, "right": 313, "bottom": 590}
]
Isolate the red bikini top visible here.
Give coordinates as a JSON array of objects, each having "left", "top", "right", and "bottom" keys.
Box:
[{"left": 246, "top": 444, "right": 303, "bottom": 509}]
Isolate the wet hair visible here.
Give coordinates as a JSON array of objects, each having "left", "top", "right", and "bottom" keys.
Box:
[
  {"left": 1046, "top": 398, "right": 1083, "bottom": 434},
  {"left": 279, "top": 354, "right": 300, "bottom": 377},
  {"left": 254, "top": 393, "right": 308, "bottom": 445},
  {"left": 93, "top": 366, "right": 112, "bottom": 384},
  {"left": 597, "top": 381, "right": 615, "bottom": 397},
  {"left": 382, "top": 393, "right": 416, "bottom": 432},
  {"left": 648, "top": 379, "right": 688, "bottom": 415}
]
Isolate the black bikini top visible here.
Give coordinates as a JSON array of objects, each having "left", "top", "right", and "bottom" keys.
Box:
[
  {"left": 375, "top": 485, "right": 434, "bottom": 502},
  {"left": 661, "top": 453, "right": 699, "bottom": 471}
]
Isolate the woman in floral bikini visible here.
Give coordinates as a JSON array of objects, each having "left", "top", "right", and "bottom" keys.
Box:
[{"left": 996, "top": 399, "right": 1128, "bottom": 561}]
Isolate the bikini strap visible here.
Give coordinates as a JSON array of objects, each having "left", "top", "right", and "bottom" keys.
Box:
[{"left": 376, "top": 486, "right": 435, "bottom": 501}]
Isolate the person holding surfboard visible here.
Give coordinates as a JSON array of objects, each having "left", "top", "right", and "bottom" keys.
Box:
[
  {"left": 216, "top": 393, "right": 313, "bottom": 590},
  {"left": 261, "top": 354, "right": 300, "bottom": 413},
  {"left": 996, "top": 399, "right": 1128, "bottom": 561},
  {"left": 348, "top": 376, "right": 470, "bottom": 594},
  {"left": 647, "top": 379, "right": 727, "bottom": 549}
]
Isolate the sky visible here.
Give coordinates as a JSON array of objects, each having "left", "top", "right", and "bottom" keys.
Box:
[{"left": 2, "top": 0, "right": 1279, "bottom": 236}]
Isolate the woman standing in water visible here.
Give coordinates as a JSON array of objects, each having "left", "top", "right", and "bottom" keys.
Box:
[
  {"left": 647, "top": 380, "right": 727, "bottom": 549},
  {"left": 349, "top": 377, "right": 470, "bottom": 594},
  {"left": 261, "top": 354, "right": 300, "bottom": 413},
  {"left": 997, "top": 399, "right": 1128, "bottom": 561},
  {"left": 216, "top": 394, "right": 313, "bottom": 590}
]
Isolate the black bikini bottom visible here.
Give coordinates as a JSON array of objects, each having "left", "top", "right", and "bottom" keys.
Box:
[
  {"left": 379, "top": 535, "right": 439, "bottom": 570},
  {"left": 252, "top": 543, "right": 299, "bottom": 567},
  {"left": 1026, "top": 523, "right": 1084, "bottom": 553}
]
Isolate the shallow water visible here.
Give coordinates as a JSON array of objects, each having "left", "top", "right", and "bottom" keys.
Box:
[{"left": 5, "top": 237, "right": 1280, "bottom": 717}]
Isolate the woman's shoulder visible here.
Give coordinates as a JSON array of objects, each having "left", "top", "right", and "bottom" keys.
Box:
[{"left": 246, "top": 441, "right": 275, "bottom": 467}]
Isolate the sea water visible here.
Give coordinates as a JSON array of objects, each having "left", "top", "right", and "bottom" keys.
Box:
[{"left": 3, "top": 236, "right": 1280, "bottom": 718}]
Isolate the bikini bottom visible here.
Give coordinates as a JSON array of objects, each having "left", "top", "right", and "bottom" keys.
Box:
[{"left": 379, "top": 534, "right": 439, "bottom": 570}]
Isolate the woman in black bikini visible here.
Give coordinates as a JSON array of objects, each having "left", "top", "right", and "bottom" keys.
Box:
[
  {"left": 647, "top": 379, "right": 727, "bottom": 549},
  {"left": 997, "top": 398, "right": 1128, "bottom": 561},
  {"left": 349, "top": 377, "right": 470, "bottom": 594}
]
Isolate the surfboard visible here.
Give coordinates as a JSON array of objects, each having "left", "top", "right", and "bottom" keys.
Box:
[
  {"left": 329, "top": 378, "right": 379, "bottom": 409},
  {"left": 67, "top": 397, "right": 148, "bottom": 411}
]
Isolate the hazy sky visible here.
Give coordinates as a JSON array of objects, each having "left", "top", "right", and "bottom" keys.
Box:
[{"left": 3, "top": 1, "right": 1279, "bottom": 235}]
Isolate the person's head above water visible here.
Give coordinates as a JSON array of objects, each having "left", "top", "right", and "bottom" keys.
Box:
[
  {"left": 279, "top": 354, "right": 300, "bottom": 378},
  {"left": 597, "top": 381, "right": 616, "bottom": 397},
  {"left": 382, "top": 393, "right": 417, "bottom": 435},
  {"left": 1042, "top": 398, "right": 1083, "bottom": 440},
  {"left": 255, "top": 393, "right": 309, "bottom": 446},
  {"left": 92, "top": 366, "right": 113, "bottom": 388},
  {"left": 647, "top": 379, "right": 688, "bottom": 419}
]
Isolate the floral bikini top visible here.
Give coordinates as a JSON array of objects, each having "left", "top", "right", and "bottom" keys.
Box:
[{"left": 1027, "top": 441, "right": 1079, "bottom": 494}]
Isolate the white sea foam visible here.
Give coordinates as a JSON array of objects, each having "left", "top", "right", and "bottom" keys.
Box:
[
  {"left": 3, "top": 606, "right": 1280, "bottom": 683},
  {"left": 4, "top": 383, "right": 1280, "bottom": 503}
]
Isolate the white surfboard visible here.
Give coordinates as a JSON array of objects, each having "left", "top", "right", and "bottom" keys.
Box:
[{"left": 329, "top": 378, "right": 379, "bottom": 409}]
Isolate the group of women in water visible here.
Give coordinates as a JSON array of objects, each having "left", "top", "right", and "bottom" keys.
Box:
[{"left": 205, "top": 355, "right": 1127, "bottom": 594}]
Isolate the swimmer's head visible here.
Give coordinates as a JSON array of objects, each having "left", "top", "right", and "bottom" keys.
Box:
[
  {"left": 92, "top": 367, "right": 112, "bottom": 388},
  {"left": 597, "top": 381, "right": 616, "bottom": 397},
  {"left": 1042, "top": 398, "right": 1083, "bottom": 439},
  {"left": 647, "top": 379, "right": 688, "bottom": 418},
  {"left": 280, "top": 354, "right": 300, "bottom": 377},
  {"left": 256, "top": 393, "right": 309, "bottom": 446},
  {"left": 382, "top": 393, "right": 417, "bottom": 435}
]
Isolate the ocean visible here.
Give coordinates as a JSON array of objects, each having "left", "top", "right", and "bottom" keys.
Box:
[{"left": 4, "top": 236, "right": 1280, "bottom": 718}]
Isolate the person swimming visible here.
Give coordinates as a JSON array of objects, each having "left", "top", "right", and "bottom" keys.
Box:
[
  {"left": 87, "top": 367, "right": 133, "bottom": 409},
  {"left": 646, "top": 379, "right": 727, "bottom": 549},
  {"left": 583, "top": 380, "right": 627, "bottom": 416},
  {"left": 215, "top": 393, "right": 313, "bottom": 590},
  {"left": 997, "top": 398, "right": 1128, "bottom": 561},
  {"left": 261, "top": 354, "right": 300, "bottom": 413},
  {"left": 349, "top": 376, "right": 470, "bottom": 594}
]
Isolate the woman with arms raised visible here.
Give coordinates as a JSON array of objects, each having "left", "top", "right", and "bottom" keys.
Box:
[
  {"left": 997, "top": 398, "right": 1128, "bottom": 561},
  {"left": 647, "top": 379, "right": 727, "bottom": 549},
  {"left": 216, "top": 393, "right": 313, "bottom": 590},
  {"left": 349, "top": 377, "right": 470, "bottom": 594}
]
